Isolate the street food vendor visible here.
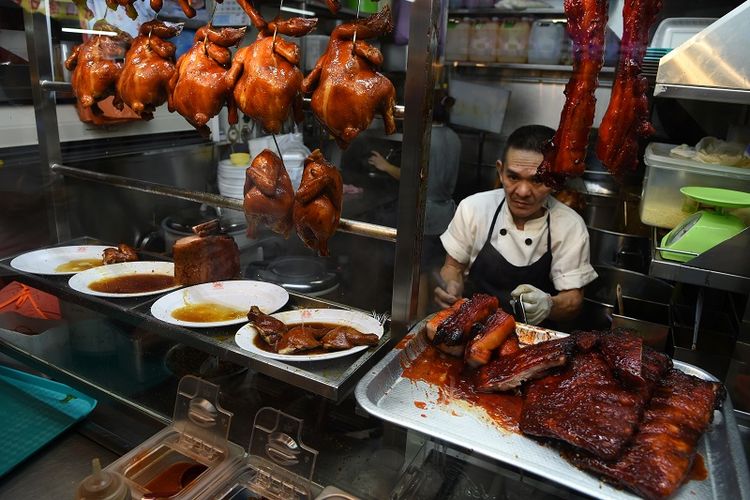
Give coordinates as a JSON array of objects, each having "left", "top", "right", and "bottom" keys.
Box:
[{"left": 434, "top": 125, "right": 597, "bottom": 325}]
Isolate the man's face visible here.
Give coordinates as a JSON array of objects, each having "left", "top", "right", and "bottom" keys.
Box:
[{"left": 497, "top": 147, "right": 552, "bottom": 222}]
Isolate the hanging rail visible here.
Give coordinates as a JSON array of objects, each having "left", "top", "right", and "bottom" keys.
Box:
[{"left": 50, "top": 164, "right": 397, "bottom": 242}]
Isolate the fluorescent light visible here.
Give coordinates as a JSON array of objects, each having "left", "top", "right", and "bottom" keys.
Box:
[
  {"left": 62, "top": 27, "right": 117, "bottom": 36},
  {"left": 279, "top": 6, "right": 316, "bottom": 16}
]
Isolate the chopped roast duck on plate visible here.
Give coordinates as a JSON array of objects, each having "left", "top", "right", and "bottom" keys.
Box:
[
  {"left": 277, "top": 325, "right": 321, "bottom": 355},
  {"left": 102, "top": 243, "right": 138, "bottom": 265},
  {"left": 168, "top": 25, "right": 246, "bottom": 137},
  {"left": 301, "top": 7, "right": 396, "bottom": 149},
  {"left": 321, "top": 326, "right": 379, "bottom": 350},
  {"left": 243, "top": 150, "right": 295, "bottom": 238},
  {"left": 228, "top": 0, "right": 317, "bottom": 134},
  {"left": 293, "top": 150, "right": 343, "bottom": 256},
  {"left": 65, "top": 21, "right": 133, "bottom": 115},
  {"left": 115, "top": 21, "right": 182, "bottom": 121},
  {"left": 246, "top": 305, "right": 286, "bottom": 347}
]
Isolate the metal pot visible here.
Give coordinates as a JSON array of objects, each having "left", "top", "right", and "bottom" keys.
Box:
[{"left": 161, "top": 215, "right": 249, "bottom": 254}]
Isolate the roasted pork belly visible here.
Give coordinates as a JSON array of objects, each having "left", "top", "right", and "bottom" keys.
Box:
[
  {"left": 465, "top": 309, "right": 516, "bottom": 368},
  {"left": 475, "top": 337, "right": 574, "bottom": 392},
  {"left": 173, "top": 234, "right": 240, "bottom": 285},
  {"left": 568, "top": 369, "right": 725, "bottom": 499}
]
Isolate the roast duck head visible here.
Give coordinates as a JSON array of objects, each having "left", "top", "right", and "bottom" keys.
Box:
[
  {"left": 114, "top": 21, "right": 183, "bottom": 120},
  {"left": 293, "top": 150, "right": 343, "bottom": 256},
  {"left": 65, "top": 21, "right": 133, "bottom": 114},
  {"left": 243, "top": 149, "right": 295, "bottom": 239},
  {"left": 301, "top": 6, "right": 396, "bottom": 150},
  {"left": 228, "top": 0, "right": 318, "bottom": 134},
  {"left": 168, "top": 24, "right": 247, "bottom": 137}
]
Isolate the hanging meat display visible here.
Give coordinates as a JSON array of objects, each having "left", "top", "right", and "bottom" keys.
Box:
[
  {"left": 104, "top": 0, "right": 139, "bottom": 20},
  {"left": 293, "top": 150, "right": 343, "bottom": 256},
  {"left": 150, "top": 0, "right": 224, "bottom": 18},
  {"left": 168, "top": 24, "right": 246, "bottom": 137},
  {"left": 301, "top": 7, "right": 396, "bottom": 150},
  {"left": 115, "top": 20, "right": 183, "bottom": 120},
  {"left": 596, "top": 0, "right": 663, "bottom": 176},
  {"left": 228, "top": 0, "right": 317, "bottom": 134},
  {"left": 536, "top": 0, "right": 609, "bottom": 189},
  {"left": 243, "top": 149, "right": 295, "bottom": 238},
  {"left": 65, "top": 21, "right": 133, "bottom": 115}
]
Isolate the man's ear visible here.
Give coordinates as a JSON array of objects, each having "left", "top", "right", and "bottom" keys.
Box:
[{"left": 494, "top": 160, "right": 503, "bottom": 189}]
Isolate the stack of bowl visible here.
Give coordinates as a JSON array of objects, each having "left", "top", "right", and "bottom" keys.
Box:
[{"left": 217, "top": 153, "right": 249, "bottom": 200}]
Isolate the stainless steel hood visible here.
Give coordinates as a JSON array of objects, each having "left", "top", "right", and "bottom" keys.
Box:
[{"left": 654, "top": 2, "right": 750, "bottom": 104}]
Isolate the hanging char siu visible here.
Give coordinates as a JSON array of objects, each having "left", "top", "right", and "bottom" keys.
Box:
[
  {"left": 168, "top": 25, "right": 246, "bottom": 137},
  {"left": 537, "top": 0, "right": 609, "bottom": 188},
  {"left": 115, "top": 21, "right": 182, "bottom": 121},
  {"left": 228, "top": 0, "right": 317, "bottom": 134},
  {"left": 104, "top": 0, "right": 138, "bottom": 20},
  {"left": 65, "top": 22, "right": 133, "bottom": 115},
  {"left": 596, "top": 0, "right": 663, "bottom": 176},
  {"left": 243, "top": 149, "right": 295, "bottom": 238},
  {"left": 149, "top": 0, "right": 223, "bottom": 19},
  {"left": 432, "top": 294, "right": 499, "bottom": 348},
  {"left": 301, "top": 7, "right": 396, "bottom": 149},
  {"left": 293, "top": 150, "right": 343, "bottom": 256}
]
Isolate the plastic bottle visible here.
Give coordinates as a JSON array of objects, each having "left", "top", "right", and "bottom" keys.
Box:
[
  {"left": 469, "top": 19, "right": 498, "bottom": 63},
  {"left": 496, "top": 18, "right": 531, "bottom": 63},
  {"left": 527, "top": 20, "right": 565, "bottom": 64},
  {"left": 76, "top": 458, "right": 129, "bottom": 500},
  {"left": 445, "top": 18, "right": 471, "bottom": 61}
]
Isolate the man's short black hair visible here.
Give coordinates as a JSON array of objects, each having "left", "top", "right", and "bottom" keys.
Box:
[{"left": 503, "top": 125, "right": 555, "bottom": 162}]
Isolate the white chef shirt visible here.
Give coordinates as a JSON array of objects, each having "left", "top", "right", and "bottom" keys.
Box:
[{"left": 440, "top": 189, "right": 598, "bottom": 292}]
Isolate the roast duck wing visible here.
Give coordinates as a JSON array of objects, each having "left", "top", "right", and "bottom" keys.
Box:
[
  {"left": 102, "top": 243, "right": 138, "bottom": 264},
  {"left": 115, "top": 21, "right": 182, "bottom": 120},
  {"left": 596, "top": 0, "right": 662, "bottom": 176},
  {"left": 536, "top": 0, "right": 609, "bottom": 188},
  {"left": 168, "top": 25, "right": 246, "bottom": 136},
  {"left": 243, "top": 149, "right": 295, "bottom": 238},
  {"left": 301, "top": 7, "right": 396, "bottom": 149},
  {"left": 293, "top": 150, "right": 343, "bottom": 256},
  {"left": 65, "top": 22, "right": 133, "bottom": 115},
  {"left": 229, "top": 0, "right": 317, "bottom": 134},
  {"left": 150, "top": 0, "right": 223, "bottom": 18}
]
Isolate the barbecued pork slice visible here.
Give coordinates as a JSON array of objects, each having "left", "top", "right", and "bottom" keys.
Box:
[
  {"left": 568, "top": 369, "right": 725, "bottom": 499},
  {"left": 465, "top": 309, "right": 516, "bottom": 368},
  {"left": 433, "top": 294, "right": 498, "bottom": 346},
  {"left": 247, "top": 306, "right": 286, "bottom": 346},
  {"left": 425, "top": 298, "right": 468, "bottom": 357},
  {"left": 475, "top": 337, "right": 574, "bottom": 392},
  {"left": 520, "top": 349, "right": 670, "bottom": 460},
  {"left": 276, "top": 325, "right": 321, "bottom": 354},
  {"left": 173, "top": 234, "right": 240, "bottom": 285},
  {"left": 321, "top": 326, "right": 379, "bottom": 350},
  {"left": 599, "top": 330, "right": 645, "bottom": 387},
  {"left": 498, "top": 334, "right": 521, "bottom": 357}
]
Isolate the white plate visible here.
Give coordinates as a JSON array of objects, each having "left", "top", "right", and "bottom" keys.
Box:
[
  {"left": 10, "top": 245, "right": 112, "bottom": 275},
  {"left": 68, "top": 261, "right": 180, "bottom": 298},
  {"left": 235, "top": 308, "right": 384, "bottom": 362},
  {"left": 150, "top": 280, "right": 289, "bottom": 328}
]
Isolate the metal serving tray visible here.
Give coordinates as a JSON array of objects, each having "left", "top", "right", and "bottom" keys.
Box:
[{"left": 355, "top": 318, "right": 750, "bottom": 500}]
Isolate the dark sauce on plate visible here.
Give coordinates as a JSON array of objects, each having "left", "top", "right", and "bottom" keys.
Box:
[{"left": 89, "top": 274, "right": 174, "bottom": 294}]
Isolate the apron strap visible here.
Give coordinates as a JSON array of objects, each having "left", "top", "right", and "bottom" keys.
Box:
[
  {"left": 486, "top": 198, "right": 505, "bottom": 242},
  {"left": 546, "top": 210, "right": 552, "bottom": 253}
]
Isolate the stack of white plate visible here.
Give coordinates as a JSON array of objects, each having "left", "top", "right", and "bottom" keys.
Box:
[{"left": 218, "top": 159, "right": 247, "bottom": 200}]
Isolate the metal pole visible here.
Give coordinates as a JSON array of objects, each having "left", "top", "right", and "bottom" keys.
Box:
[
  {"left": 25, "top": 8, "right": 70, "bottom": 242},
  {"left": 50, "top": 164, "right": 398, "bottom": 242},
  {"left": 390, "top": 0, "right": 442, "bottom": 338}
]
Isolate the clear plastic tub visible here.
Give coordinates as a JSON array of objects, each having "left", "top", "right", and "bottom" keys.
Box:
[
  {"left": 445, "top": 19, "right": 471, "bottom": 61},
  {"left": 640, "top": 142, "right": 750, "bottom": 229},
  {"left": 469, "top": 19, "right": 498, "bottom": 62},
  {"left": 527, "top": 20, "right": 564, "bottom": 64},
  {"left": 496, "top": 19, "right": 530, "bottom": 63}
]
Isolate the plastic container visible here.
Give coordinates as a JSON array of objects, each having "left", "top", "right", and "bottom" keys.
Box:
[
  {"left": 640, "top": 142, "right": 750, "bottom": 229},
  {"left": 496, "top": 18, "right": 530, "bottom": 63},
  {"left": 445, "top": 19, "right": 471, "bottom": 61},
  {"left": 527, "top": 20, "right": 564, "bottom": 64},
  {"left": 468, "top": 19, "right": 498, "bottom": 63}
]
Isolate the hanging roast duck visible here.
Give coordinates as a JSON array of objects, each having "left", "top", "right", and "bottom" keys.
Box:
[
  {"left": 228, "top": 0, "right": 317, "bottom": 134},
  {"left": 168, "top": 24, "right": 246, "bottom": 137},
  {"left": 243, "top": 149, "right": 295, "bottom": 238},
  {"left": 301, "top": 7, "right": 396, "bottom": 149},
  {"left": 115, "top": 20, "right": 182, "bottom": 120}
]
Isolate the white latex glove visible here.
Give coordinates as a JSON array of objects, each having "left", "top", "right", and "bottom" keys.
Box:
[{"left": 511, "top": 284, "right": 553, "bottom": 325}]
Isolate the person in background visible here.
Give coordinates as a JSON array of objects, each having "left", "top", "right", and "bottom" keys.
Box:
[
  {"left": 368, "top": 89, "right": 462, "bottom": 315},
  {"left": 434, "top": 125, "right": 597, "bottom": 326}
]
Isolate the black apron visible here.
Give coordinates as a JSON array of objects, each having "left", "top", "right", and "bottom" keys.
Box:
[{"left": 468, "top": 198, "right": 556, "bottom": 322}]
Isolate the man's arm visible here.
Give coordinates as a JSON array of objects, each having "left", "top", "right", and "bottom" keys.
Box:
[
  {"left": 434, "top": 254, "right": 467, "bottom": 308},
  {"left": 549, "top": 288, "right": 584, "bottom": 322}
]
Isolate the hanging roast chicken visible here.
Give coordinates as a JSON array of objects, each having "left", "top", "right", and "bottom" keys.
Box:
[
  {"left": 65, "top": 21, "right": 133, "bottom": 115},
  {"left": 228, "top": 0, "right": 317, "bottom": 134},
  {"left": 301, "top": 7, "right": 396, "bottom": 150},
  {"left": 243, "top": 149, "right": 295, "bottom": 238},
  {"left": 293, "top": 150, "right": 343, "bottom": 256},
  {"left": 168, "top": 25, "right": 246, "bottom": 137},
  {"left": 115, "top": 21, "right": 182, "bottom": 120}
]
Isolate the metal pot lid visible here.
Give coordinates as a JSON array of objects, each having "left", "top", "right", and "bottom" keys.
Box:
[
  {"left": 163, "top": 215, "right": 246, "bottom": 235},
  {"left": 255, "top": 256, "right": 339, "bottom": 293}
]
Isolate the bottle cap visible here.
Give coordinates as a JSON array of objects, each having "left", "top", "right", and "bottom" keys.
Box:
[{"left": 76, "top": 458, "right": 129, "bottom": 500}]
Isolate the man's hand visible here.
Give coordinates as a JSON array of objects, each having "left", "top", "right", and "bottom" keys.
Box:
[
  {"left": 434, "top": 256, "right": 466, "bottom": 309},
  {"left": 511, "top": 284, "right": 552, "bottom": 325},
  {"left": 368, "top": 151, "right": 400, "bottom": 179}
]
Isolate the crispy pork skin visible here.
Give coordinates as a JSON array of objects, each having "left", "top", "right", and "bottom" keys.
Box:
[
  {"left": 321, "top": 326, "right": 379, "bottom": 350},
  {"left": 433, "top": 294, "right": 499, "bottom": 347},
  {"left": 475, "top": 337, "right": 573, "bottom": 392},
  {"left": 173, "top": 234, "right": 240, "bottom": 285},
  {"left": 465, "top": 309, "right": 516, "bottom": 368},
  {"left": 568, "top": 369, "right": 725, "bottom": 499}
]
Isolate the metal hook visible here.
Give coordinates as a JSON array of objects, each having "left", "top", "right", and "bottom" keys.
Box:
[{"left": 351, "top": 0, "right": 362, "bottom": 55}]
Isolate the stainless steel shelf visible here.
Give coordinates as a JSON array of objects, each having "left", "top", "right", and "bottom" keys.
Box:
[
  {"left": 653, "top": 84, "right": 750, "bottom": 105},
  {"left": 447, "top": 61, "right": 616, "bottom": 74},
  {"left": 0, "top": 238, "right": 394, "bottom": 402},
  {"left": 448, "top": 8, "right": 564, "bottom": 16}
]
